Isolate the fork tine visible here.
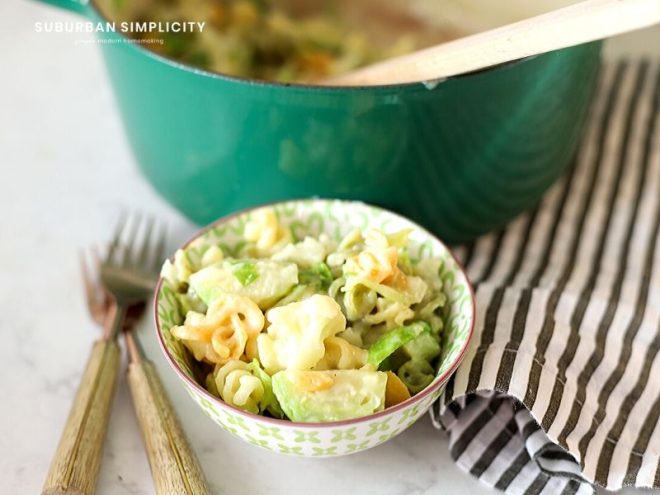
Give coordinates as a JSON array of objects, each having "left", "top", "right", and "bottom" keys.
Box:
[
  {"left": 80, "top": 248, "right": 106, "bottom": 323},
  {"left": 91, "top": 245, "right": 107, "bottom": 308},
  {"left": 126, "top": 213, "right": 142, "bottom": 267},
  {"left": 79, "top": 249, "right": 97, "bottom": 311},
  {"left": 106, "top": 211, "right": 128, "bottom": 264},
  {"left": 151, "top": 224, "right": 167, "bottom": 274},
  {"left": 91, "top": 245, "right": 102, "bottom": 272},
  {"left": 138, "top": 216, "right": 155, "bottom": 267}
]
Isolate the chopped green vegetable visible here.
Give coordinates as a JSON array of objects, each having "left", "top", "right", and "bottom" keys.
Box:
[
  {"left": 402, "top": 333, "right": 441, "bottom": 362},
  {"left": 271, "top": 262, "right": 334, "bottom": 307},
  {"left": 228, "top": 260, "right": 259, "bottom": 287},
  {"left": 367, "top": 322, "right": 431, "bottom": 368},
  {"left": 247, "top": 360, "right": 283, "bottom": 418},
  {"left": 397, "top": 359, "right": 435, "bottom": 394},
  {"left": 299, "top": 262, "right": 333, "bottom": 289},
  {"left": 272, "top": 369, "right": 387, "bottom": 422},
  {"left": 378, "top": 356, "right": 392, "bottom": 372}
]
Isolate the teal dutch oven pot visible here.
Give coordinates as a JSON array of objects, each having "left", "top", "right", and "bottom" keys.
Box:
[{"left": 38, "top": 0, "right": 602, "bottom": 244}]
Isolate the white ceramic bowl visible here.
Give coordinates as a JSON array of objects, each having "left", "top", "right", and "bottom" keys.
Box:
[{"left": 155, "top": 199, "right": 474, "bottom": 457}]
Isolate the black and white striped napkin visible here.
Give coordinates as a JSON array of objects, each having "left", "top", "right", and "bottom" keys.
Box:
[{"left": 432, "top": 59, "right": 660, "bottom": 494}]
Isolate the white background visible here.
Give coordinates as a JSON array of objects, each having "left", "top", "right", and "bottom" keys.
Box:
[{"left": 1, "top": 0, "right": 658, "bottom": 493}]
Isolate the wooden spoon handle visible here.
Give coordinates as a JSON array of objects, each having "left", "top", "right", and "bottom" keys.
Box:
[
  {"left": 127, "top": 358, "right": 210, "bottom": 495},
  {"left": 42, "top": 339, "right": 120, "bottom": 495},
  {"left": 328, "top": 0, "right": 660, "bottom": 86}
]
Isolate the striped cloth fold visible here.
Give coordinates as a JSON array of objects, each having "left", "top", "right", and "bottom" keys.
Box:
[{"left": 431, "top": 59, "right": 660, "bottom": 494}]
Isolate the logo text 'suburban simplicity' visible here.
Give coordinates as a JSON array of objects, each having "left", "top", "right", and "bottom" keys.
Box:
[{"left": 34, "top": 21, "right": 206, "bottom": 34}]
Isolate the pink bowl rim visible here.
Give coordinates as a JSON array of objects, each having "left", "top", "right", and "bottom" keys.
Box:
[{"left": 154, "top": 198, "right": 476, "bottom": 428}]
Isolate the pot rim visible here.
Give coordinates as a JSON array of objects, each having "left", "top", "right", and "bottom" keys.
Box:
[{"left": 88, "top": 0, "right": 535, "bottom": 91}]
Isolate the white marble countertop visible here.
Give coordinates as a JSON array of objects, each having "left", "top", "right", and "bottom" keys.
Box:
[{"left": 1, "top": 1, "right": 656, "bottom": 493}]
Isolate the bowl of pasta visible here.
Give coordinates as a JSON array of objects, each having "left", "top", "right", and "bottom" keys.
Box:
[{"left": 155, "top": 199, "right": 475, "bottom": 456}]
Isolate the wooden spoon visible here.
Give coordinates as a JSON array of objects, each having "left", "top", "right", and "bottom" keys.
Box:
[{"left": 327, "top": 0, "right": 660, "bottom": 86}]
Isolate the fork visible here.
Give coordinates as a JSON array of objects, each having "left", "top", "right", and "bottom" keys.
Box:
[
  {"left": 42, "top": 215, "right": 209, "bottom": 495},
  {"left": 79, "top": 245, "right": 145, "bottom": 335},
  {"left": 83, "top": 236, "right": 210, "bottom": 495}
]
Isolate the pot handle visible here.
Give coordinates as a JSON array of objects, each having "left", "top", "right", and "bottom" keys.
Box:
[{"left": 37, "top": 0, "right": 91, "bottom": 16}]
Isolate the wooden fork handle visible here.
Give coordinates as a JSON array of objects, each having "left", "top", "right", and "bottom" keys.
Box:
[
  {"left": 127, "top": 359, "right": 210, "bottom": 495},
  {"left": 42, "top": 339, "right": 120, "bottom": 495}
]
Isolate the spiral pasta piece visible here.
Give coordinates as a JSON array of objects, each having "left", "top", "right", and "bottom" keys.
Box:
[
  {"left": 161, "top": 244, "right": 225, "bottom": 290},
  {"left": 244, "top": 335, "right": 259, "bottom": 362},
  {"left": 244, "top": 208, "right": 292, "bottom": 256},
  {"left": 349, "top": 246, "right": 398, "bottom": 284},
  {"left": 170, "top": 294, "right": 264, "bottom": 365},
  {"left": 271, "top": 236, "right": 330, "bottom": 268},
  {"left": 315, "top": 336, "right": 368, "bottom": 370},
  {"left": 343, "top": 283, "right": 377, "bottom": 321},
  {"left": 337, "top": 325, "right": 366, "bottom": 348},
  {"left": 160, "top": 249, "right": 194, "bottom": 289},
  {"left": 200, "top": 245, "right": 224, "bottom": 267},
  {"left": 345, "top": 229, "right": 411, "bottom": 284},
  {"left": 363, "top": 298, "right": 414, "bottom": 329},
  {"left": 415, "top": 294, "right": 447, "bottom": 335},
  {"left": 214, "top": 360, "right": 265, "bottom": 414}
]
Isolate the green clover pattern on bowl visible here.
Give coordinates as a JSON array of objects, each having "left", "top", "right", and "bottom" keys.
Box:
[{"left": 156, "top": 199, "right": 474, "bottom": 457}]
